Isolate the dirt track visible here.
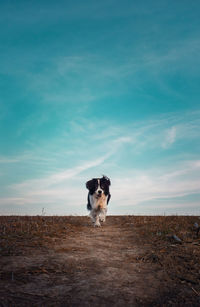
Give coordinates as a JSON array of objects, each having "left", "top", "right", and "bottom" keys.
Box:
[{"left": 0, "top": 216, "right": 200, "bottom": 306}]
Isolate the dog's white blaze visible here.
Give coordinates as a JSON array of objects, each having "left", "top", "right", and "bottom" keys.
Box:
[{"left": 97, "top": 179, "right": 103, "bottom": 194}]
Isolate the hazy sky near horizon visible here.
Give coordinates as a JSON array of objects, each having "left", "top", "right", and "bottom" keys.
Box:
[{"left": 0, "top": 0, "right": 200, "bottom": 215}]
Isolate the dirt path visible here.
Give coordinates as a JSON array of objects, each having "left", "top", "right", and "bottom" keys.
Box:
[
  {"left": 0, "top": 216, "right": 199, "bottom": 306},
  {"left": 62, "top": 218, "right": 166, "bottom": 306}
]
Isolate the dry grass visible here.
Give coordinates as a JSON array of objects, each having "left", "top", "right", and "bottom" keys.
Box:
[
  {"left": 0, "top": 215, "right": 200, "bottom": 306},
  {"left": 125, "top": 216, "right": 200, "bottom": 283},
  {"left": 0, "top": 216, "right": 87, "bottom": 255}
]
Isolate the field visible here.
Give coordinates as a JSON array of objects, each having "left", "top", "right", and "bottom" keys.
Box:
[{"left": 0, "top": 215, "right": 200, "bottom": 306}]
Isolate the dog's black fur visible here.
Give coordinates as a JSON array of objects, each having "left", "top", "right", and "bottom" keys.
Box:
[{"left": 86, "top": 175, "right": 111, "bottom": 210}]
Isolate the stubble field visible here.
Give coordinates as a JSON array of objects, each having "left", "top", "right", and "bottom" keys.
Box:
[{"left": 0, "top": 215, "right": 200, "bottom": 306}]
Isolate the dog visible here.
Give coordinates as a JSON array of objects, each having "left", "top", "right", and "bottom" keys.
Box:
[{"left": 86, "top": 175, "right": 111, "bottom": 227}]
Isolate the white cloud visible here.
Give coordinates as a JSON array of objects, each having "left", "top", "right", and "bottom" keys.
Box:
[
  {"left": 1, "top": 111, "right": 200, "bottom": 215},
  {"left": 111, "top": 160, "right": 200, "bottom": 209},
  {"left": 12, "top": 154, "right": 110, "bottom": 192},
  {"left": 2, "top": 157, "right": 200, "bottom": 215},
  {"left": 0, "top": 156, "right": 20, "bottom": 163},
  {"left": 162, "top": 126, "right": 177, "bottom": 149}
]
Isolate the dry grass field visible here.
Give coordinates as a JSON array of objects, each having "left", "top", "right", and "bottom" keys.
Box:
[{"left": 0, "top": 215, "right": 200, "bottom": 306}]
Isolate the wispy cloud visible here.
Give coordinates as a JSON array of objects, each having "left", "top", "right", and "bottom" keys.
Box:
[
  {"left": 162, "top": 126, "right": 176, "bottom": 149},
  {"left": 0, "top": 156, "right": 20, "bottom": 164},
  {"left": 0, "top": 110, "right": 200, "bottom": 214},
  {"left": 12, "top": 155, "right": 110, "bottom": 192},
  {"left": 111, "top": 159, "right": 200, "bottom": 212},
  {"left": 4, "top": 157, "right": 200, "bottom": 215}
]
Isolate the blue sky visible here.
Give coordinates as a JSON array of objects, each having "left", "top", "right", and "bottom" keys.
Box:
[{"left": 0, "top": 0, "right": 200, "bottom": 215}]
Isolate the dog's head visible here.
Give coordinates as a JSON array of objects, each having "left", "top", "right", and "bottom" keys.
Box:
[{"left": 86, "top": 175, "right": 111, "bottom": 197}]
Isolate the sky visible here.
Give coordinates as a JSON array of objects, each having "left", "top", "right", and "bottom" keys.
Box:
[{"left": 0, "top": 0, "right": 200, "bottom": 215}]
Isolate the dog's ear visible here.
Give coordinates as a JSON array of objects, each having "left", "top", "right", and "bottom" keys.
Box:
[
  {"left": 102, "top": 175, "right": 111, "bottom": 186},
  {"left": 86, "top": 179, "right": 96, "bottom": 190}
]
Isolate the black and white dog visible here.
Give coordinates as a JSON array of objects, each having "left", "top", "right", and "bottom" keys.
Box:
[{"left": 86, "top": 175, "right": 111, "bottom": 227}]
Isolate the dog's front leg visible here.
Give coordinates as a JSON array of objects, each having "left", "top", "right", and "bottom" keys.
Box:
[
  {"left": 94, "top": 214, "right": 101, "bottom": 227},
  {"left": 90, "top": 210, "right": 101, "bottom": 227},
  {"left": 99, "top": 208, "right": 107, "bottom": 223}
]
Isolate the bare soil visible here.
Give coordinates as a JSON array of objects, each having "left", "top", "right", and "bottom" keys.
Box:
[{"left": 0, "top": 215, "right": 200, "bottom": 306}]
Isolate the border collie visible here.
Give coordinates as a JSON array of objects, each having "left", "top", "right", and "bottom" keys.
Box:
[{"left": 86, "top": 175, "right": 111, "bottom": 227}]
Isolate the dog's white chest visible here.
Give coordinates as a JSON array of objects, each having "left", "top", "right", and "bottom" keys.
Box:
[
  {"left": 96, "top": 194, "right": 107, "bottom": 209},
  {"left": 89, "top": 194, "right": 107, "bottom": 210}
]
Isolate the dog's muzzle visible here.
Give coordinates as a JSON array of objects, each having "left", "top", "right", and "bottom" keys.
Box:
[{"left": 95, "top": 190, "right": 102, "bottom": 198}]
